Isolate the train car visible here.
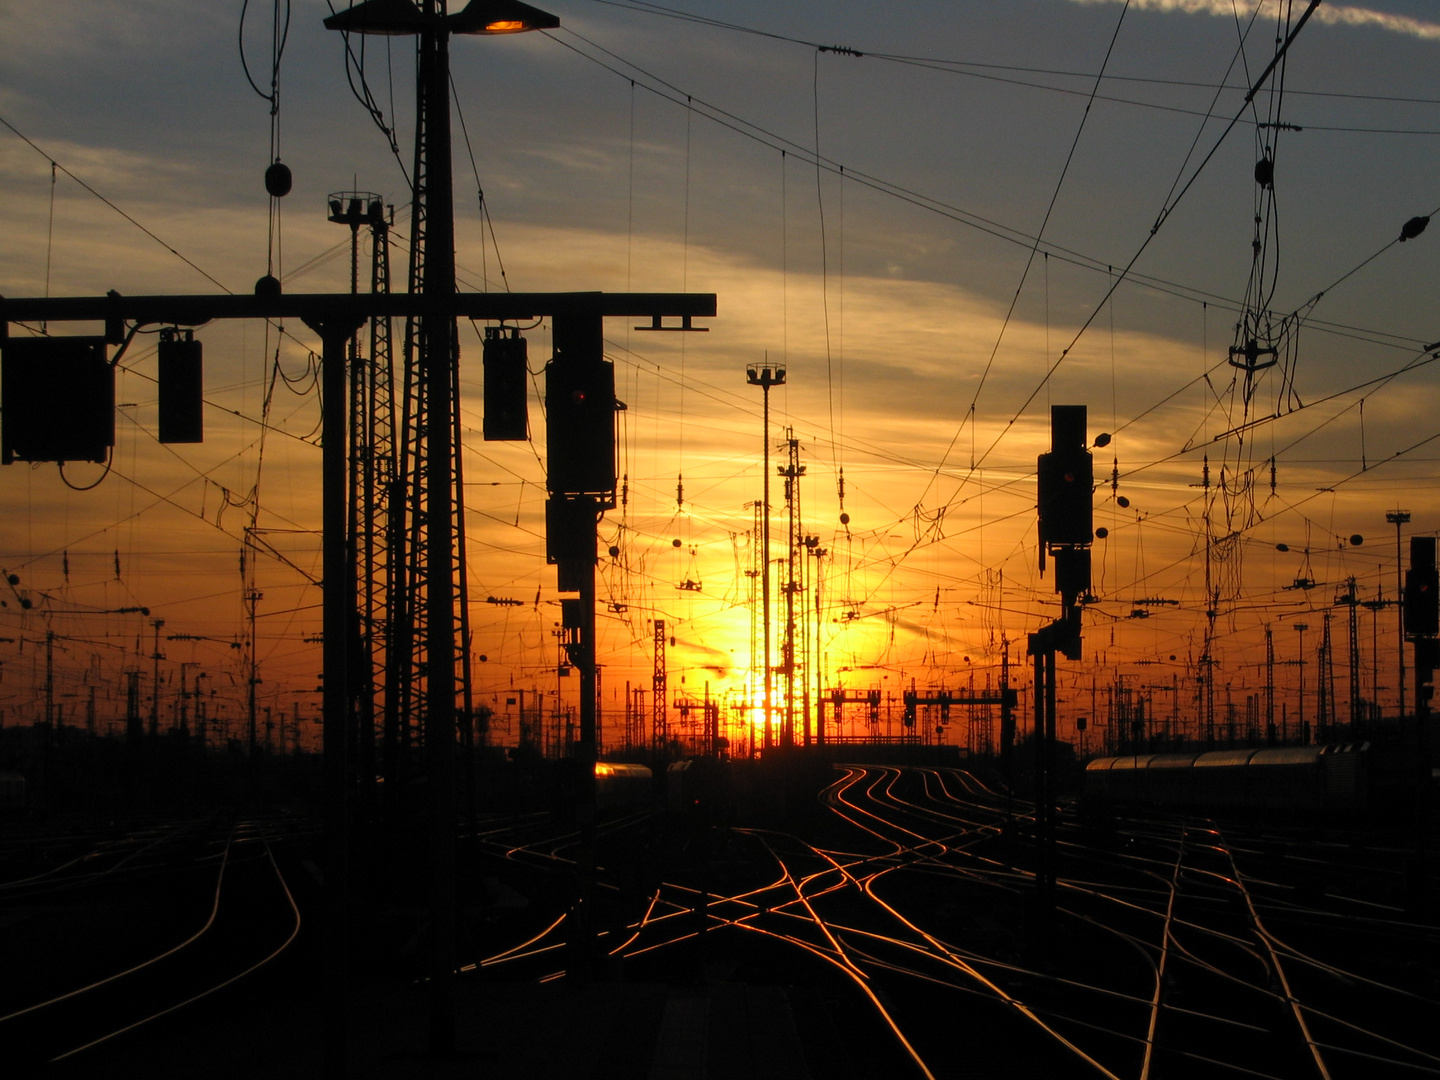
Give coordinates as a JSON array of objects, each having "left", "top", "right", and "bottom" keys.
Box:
[
  {"left": 1194, "top": 748, "right": 1273, "bottom": 809},
  {"left": 1083, "top": 742, "right": 1371, "bottom": 815},
  {"left": 663, "top": 757, "right": 736, "bottom": 827},
  {"left": 1086, "top": 753, "right": 1160, "bottom": 805},
  {"left": 594, "top": 761, "right": 654, "bottom": 809},
  {"left": 1318, "top": 742, "right": 1370, "bottom": 810}
]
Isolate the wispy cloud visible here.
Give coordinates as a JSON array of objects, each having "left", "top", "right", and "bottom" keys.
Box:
[{"left": 1067, "top": 0, "right": 1440, "bottom": 41}]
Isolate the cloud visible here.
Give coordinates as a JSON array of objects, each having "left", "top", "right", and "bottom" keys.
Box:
[
  {"left": 0, "top": 2, "right": 228, "bottom": 67},
  {"left": 1066, "top": 0, "right": 1440, "bottom": 40}
]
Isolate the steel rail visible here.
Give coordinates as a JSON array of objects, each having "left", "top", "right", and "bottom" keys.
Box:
[{"left": 47, "top": 824, "right": 301, "bottom": 1063}]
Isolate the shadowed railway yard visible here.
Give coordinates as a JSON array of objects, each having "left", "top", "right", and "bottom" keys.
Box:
[
  {"left": 4, "top": 752, "right": 1438, "bottom": 1078},
  {"left": 6, "top": 2, "right": 1440, "bottom": 1076}
]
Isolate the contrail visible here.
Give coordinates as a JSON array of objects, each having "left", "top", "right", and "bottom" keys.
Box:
[{"left": 1067, "top": 0, "right": 1440, "bottom": 41}]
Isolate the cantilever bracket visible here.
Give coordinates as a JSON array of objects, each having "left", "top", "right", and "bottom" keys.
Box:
[{"left": 634, "top": 314, "right": 708, "bottom": 332}]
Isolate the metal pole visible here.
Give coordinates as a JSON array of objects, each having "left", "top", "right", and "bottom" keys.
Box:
[
  {"left": 419, "top": 3, "right": 458, "bottom": 1053},
  {"left": 1390, "top": 510, "right": 1411, "bottom": 719},
  {"left": 150, "top": 617, "right": 164, "bottom": 738},
  {"left": 43, "top": 631, "right": 54, "bottom": 740},
  {"left": 1347, "top": 578, "right": 1361, "bottom": 738},
  {"left": 309, "top": 320, "right": 359, "bottom": 1079},
  {"left": 747, "top": 364, "right": 785, "bottom": 753},
  {"left": 762, "top": 381, "right": 773, "bottom": 752},
  {"left": 1032, "top": 647, "right": 1053, "bottom": 912},
  {"left": 1295, "top": 622, "right": 1308, "bottom": 744},
  {"left": 1043, "top": 648, "right": 1057, "bottom": 898},
  {"left": 575, "top": 507, "right": 599, "bottom": 978}
]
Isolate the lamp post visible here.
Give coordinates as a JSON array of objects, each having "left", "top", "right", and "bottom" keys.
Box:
[
  {"left": 325, "top": 0, "right": 559, "bottom": 1062},
  {"left": 746, "top": 362, "right": 785, "bottom": 752},
  {"left": 1388, "top": 509, "right": 1411, "bottom": 719}
]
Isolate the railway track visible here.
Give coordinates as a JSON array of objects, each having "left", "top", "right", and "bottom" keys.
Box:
[
  {"left": 1, "top": 817, "right": 303, "bottom": 1074},
  {"left": 13, "top": 769, "right": 1428, "bottom": 1077},
  {"left": 460, "top": 764, "right": 1440, "bottom": 1078}
]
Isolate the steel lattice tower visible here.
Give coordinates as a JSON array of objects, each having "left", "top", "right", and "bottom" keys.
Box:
[
  {"left": 390, "top": 22, "right": 473, "bottom": 765},
  {"left": 332, "top": 191, "right": 397, "bottom": 791},
  {"left": 652, "top": 619, "right": 666, "bottom": 755},
  {"left": 779, "top": 430, "right": 805, "bottom": 748}
]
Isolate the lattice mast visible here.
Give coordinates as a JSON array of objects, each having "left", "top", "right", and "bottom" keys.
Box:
[
  {"left": 780, "top": 430, "right": 805, "bottom": 748},
  {"left": 391, "top": 5, "right": 472, "bottom": 762},
  {"left": 1265, "top": 625, "right": 1275, "bottom": 741},
  {"left": 652, "top": 619, "right": 667, "bottom": 754},
  {"left": 746, "top": 502, "right": 761, "bottom": 758},
  {"left": 332, "top": 191, "right": 396, "bottom": 792}
]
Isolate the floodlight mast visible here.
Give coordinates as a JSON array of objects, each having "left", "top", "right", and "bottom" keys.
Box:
[
  {"left": 747, "top": 362, "right": 785, "bottom": 753},
  {"left": 324, "top": 1, "right": 556, "bottom": 1055}
]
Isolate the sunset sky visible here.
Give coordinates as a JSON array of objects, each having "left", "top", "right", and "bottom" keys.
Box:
[{"left": 1, "top": 0, "right": 1438, "bottom": 751}]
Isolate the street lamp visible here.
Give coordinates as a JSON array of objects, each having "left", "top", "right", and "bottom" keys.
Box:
[
  {"left": 325, "top": 0, "right": 557, "bottom": 35},
  {"left": 746, "top": 362, "right": 785, "bottom": 753},
  {"left": 325, "top": 0, "right": 559, "bottom": 1061}
]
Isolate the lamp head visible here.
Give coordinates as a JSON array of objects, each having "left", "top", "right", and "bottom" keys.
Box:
[
  {"left": 450, "top": 0, "right": 559, "bottom": 33},
  {"left": 323, "top": 0, "right": 426, "bottom": 35},
  {"left": 323, "top": 0, "right": 557, "bottom": 36}
]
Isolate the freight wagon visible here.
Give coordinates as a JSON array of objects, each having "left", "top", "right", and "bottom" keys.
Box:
[{"left": 1083, "top": 742, "right": 1370, "bottom": 814}]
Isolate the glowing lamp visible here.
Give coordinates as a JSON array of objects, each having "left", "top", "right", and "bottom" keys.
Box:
[
  {"left": 323, "top": 0, "right": 557, "bottom": 36},
  {"left": 451, "top": 0, "right": 559, "bottom": 34}
]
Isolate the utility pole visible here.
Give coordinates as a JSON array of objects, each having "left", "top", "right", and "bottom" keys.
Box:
[
  {"left": 149, "top": 617, "right": 164, "bottom": 738},
  {"left": 1200, "top": 454, "right": 1217, "bottom": 748},
  {"left": 1265, "top": 625, "right": 1275, "bottom": 743},
  {"left": 1000, "top": 633, "right": 1014, "bottom": 771},
  {"left": 809, "top": 538, "right": 826, "bottom": 744},
  {"left": 1319, "top": 614, "right": 1333, "bottom": 743},
  {"left": 779, "top": 430, "right": 805, "bottom": 748},
  {"left": 1389, "top": 510, "right": 1412, "bottom": 719},
  {"left": 746, "top": 362, "right": 785, "bottom": 752},
  {"left": 747, "top": 499, "right": 761, "bottom": 756},
  {"left": 125, "top": 670, "right": 142, "bottom": 745},
  {"left": 1294, "top": 622, "right": 1309, "bottom": 744},
  {"left": 330, "top": 189, "right": 394, "bottom": 802},
  {"left": 44, "top": 630, "right": 55, "bottom": 731},
  {"left": 177, "top": 660, "right": 194, "bottom": 735},
  {"left": 195, "top": 672, "right": 209, "bottom": 749},
  {"left": 243, "top": 554, "right": 262, "bottom": 758},
  {"left": 652, "top": 620, "right": 667, "bottom": 755},
  {"left": 418, "top": 10, "right": 459, "bottom": 1049},
  {"left": 1341, "top": 577, "right": 1361, "bottom": 737}
]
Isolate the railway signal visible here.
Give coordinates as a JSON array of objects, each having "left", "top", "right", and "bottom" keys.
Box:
[
  {"left": 1404, "top": 537, "right": 1437, "bottom": 901},
  {"left": 545, "top": 316, "right": 617, "bottom": 498},
  {"left": 482, "top": 327, "right": 528, "bottom": 442},
  {"left": 1404, "top": 537, "right": 1438, "bottom": 638},
  {"left": 157, "top": 329, "right": 204, "bottom": 444},
  {"left": 1029, "top": 405, "right": 1100, "bottom": 923}
]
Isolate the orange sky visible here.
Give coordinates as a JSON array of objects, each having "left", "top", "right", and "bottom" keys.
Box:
[{"left": 2, "top": 2, "right": 1438, "bottom": 752}]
